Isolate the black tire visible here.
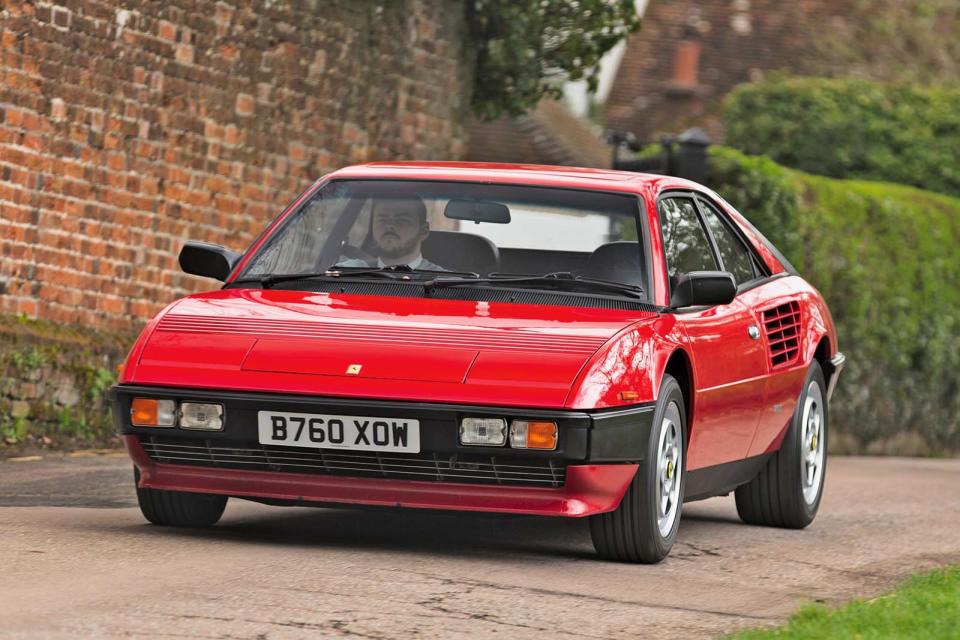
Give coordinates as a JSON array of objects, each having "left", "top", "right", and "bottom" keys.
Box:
[
  {"left": 735, "top": 361, "right": 827, "bottom": 529},
  {"left": 134, "top": 468, "right": 227, "bottom": 528},
  {"left": 589, "top": 375, "right": 686, "bottom": 563}
]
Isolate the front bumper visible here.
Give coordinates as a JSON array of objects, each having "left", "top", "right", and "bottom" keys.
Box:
[
  {"left": 123, "top": 435, "right": 638, "bottom": 516},
  {"left": 112, "top": 385, "right": 652, "bottom": 517}
]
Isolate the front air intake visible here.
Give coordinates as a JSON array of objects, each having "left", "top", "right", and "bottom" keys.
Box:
[
  {"left": 138, "top": 436, "right": 567, "bottom": 488},
  {"left": 762, "top": 301, "right": 801, "bottom": 368}
]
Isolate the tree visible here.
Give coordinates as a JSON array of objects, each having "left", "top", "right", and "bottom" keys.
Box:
[{"left": 468, "top": 0, "right": 640, "bottom": 119}]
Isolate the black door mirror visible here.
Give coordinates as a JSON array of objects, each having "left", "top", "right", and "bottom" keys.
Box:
[
  {"left": 670, "top": 271, "right": 737, "bottom": 308},
  {"left": 179, "top": 241, "right": 242, "bottom": 281}
]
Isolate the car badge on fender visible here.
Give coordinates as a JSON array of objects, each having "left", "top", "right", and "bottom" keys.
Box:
[{"left": 346, "top": 364, "right": 362, "bottom": 375}]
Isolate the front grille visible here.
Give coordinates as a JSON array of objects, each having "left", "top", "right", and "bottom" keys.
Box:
[{"left": 139, "top": 436, "right": 566, "bottom": 488}]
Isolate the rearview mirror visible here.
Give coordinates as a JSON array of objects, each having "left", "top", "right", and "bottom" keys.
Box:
[
  {"left": 444, "top": 199, "right": 511, "bottom": 224},
  {"left": 179, "top": 241, "right": 242, "bottom": 281},
  {"left": 670, "top": 271, "right": 737, "bottom": 308}
]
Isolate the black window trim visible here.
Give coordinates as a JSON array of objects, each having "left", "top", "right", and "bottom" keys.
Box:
[
  {"left": 691, "top": 192, "right": 771, "bottom": 288},
  {"left": 657, "top": 189, "right": 721, "bottom": 282},
  {"left": 656, "top": 189, "right": 785, "bottom": 310}
]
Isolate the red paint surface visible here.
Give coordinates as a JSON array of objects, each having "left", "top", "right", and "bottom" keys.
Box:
[
  {"left": 124, "top": 436, "right": 637, "bottom": 517},
  {"left": 131, "top": 290, "right": 654, "bottom": 409},
  {"left": 120, "top": 163, "right": 841, "bottom": 513},
  {"left": 676, "top": 299, "right": 768, "bottom": 469}
]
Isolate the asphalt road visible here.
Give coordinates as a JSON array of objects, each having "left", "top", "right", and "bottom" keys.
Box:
[{"left": 1, "top": 453, "right": 958, "bottom": 639}]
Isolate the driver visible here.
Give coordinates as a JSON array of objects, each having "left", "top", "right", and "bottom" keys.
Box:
[{"left": 340, "top": 196, "right": 446, "bottom": 271}]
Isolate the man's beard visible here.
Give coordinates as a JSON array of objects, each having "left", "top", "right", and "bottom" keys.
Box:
[{"left": 376, "top": 233, "right": 421, "bottom": 259}]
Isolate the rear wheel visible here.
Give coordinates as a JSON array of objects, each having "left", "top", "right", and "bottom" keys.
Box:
[
  {"left": 134, "top": 468, "right": 227, "bottom": 528},
  {"left": 589, "top": 375, "right": 686, "bottom": 563},
  {"left": 735, "top": 361, "right": 827, "bottom": 528}
]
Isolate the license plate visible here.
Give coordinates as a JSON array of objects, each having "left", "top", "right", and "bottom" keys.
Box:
[{"left": 257, "top": 411, "right": 420, "bottom": 453}]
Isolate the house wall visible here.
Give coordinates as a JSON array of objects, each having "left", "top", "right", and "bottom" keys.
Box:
[{"left": 606, "top": 0, "right": 858, "bottom": 141}]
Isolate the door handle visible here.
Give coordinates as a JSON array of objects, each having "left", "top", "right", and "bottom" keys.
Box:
[{"left": 747, "top": 325, "right": 761, "bottom": 340}]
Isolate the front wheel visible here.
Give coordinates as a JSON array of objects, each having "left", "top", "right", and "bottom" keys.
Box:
[
  {"left": 735, "top": 361, "right": 827, "bottom": 528},
  {"left": 589, "top": 375, "right": 686, "bottom": 563},
  {"left": 134, "top": 468, "right": 227, "bottom": 528}
]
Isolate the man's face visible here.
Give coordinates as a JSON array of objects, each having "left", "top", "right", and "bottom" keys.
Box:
[{"left": 371, "top": 199, "right": 428, "bottom": 259}]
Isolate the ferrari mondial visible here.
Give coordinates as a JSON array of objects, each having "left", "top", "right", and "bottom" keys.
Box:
[{"left": 111, "top": 162, "right": 844, "bottom": 563}]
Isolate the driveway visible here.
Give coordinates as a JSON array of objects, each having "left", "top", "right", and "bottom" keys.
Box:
[{"left": 1, "top": 454, "right": 957, "bottom": 638}]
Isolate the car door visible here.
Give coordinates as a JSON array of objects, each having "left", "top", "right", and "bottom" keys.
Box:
[
  {"left": 658, "top": 194, "right": 769, "bottom": 470},
  {"left": 693, "top": 195, "right": 804, "bottom": 460}
]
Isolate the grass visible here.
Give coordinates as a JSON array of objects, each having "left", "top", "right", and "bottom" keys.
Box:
[{"left": 729, "top": 566, "right": 960, "bottom": 639}]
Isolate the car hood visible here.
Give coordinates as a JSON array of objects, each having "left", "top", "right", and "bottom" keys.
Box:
[{"left": 127, "top": 289, "right": 657, "bottom": 408}]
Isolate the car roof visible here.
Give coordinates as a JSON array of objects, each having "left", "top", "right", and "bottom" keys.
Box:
[{"left": 324, "top": 161, "right": 705, "bottom": 194}]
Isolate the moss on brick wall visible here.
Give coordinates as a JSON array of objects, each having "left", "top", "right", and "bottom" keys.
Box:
[
  {"left": 708, "top": 147, "right": 960, "bottom": 454},
  {"left": 0, "top": 314, "right": 134, "bottom": 450}
]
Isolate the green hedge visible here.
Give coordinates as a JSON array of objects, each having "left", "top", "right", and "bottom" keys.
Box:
[
  {"left": 723, "top": 78, "right": 960, "bottom": 198},
  {"left": 709, "top": 147, "right": 960, "bottom": 453}
]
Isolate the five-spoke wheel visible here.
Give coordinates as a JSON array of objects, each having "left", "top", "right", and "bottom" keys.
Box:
[
  {"left": 590, "top": 375, "right": 686, "bottom": 563},
  {"left": 735, "top": 361, "right": 828, "bottom": 528}
]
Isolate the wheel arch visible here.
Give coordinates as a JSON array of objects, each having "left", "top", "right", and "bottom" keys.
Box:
[
  {"left": 812, "top": 334, "right": 843, "bottom": 400},
  {"left": 661, "top": 348, "right": 694, "bottom": 444}
]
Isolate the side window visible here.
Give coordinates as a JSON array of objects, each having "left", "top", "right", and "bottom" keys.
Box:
[
  {"left": 658, "top": 197, "right": 718, "bottom": 277},
  {"left": 697, "top": 199, "right": 757, "bottom": 285}
]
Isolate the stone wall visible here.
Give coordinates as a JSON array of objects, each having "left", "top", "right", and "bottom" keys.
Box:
[
  {"left": 0, "top": 313, "right": 131, "bottom": 448},
  {"left": 0, "top": 0, "right": 469, "bottom": 331}
]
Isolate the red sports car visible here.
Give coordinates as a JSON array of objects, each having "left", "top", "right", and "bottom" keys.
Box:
[{"left": 111, "top": 162, "right": 845, "bottom": 563}]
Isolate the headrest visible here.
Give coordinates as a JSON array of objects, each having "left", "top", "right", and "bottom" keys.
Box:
[
  {"left": 422, "top": 230, "right": 500, "bottom": 276},
  {"left": 581, "top": 241, "right": 645, "bottom": 288}
]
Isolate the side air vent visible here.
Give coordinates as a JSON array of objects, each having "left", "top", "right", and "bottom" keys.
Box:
[{"left": 762, "top": 301, "right": 801, "bottom": 368}]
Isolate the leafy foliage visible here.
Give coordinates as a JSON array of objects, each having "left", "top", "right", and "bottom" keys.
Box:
[
  {"left": 723, "top": 77, "right": 960, "bottom": 197},
  {"left": 708, "top": 147, "right": 960, "bottom": 453},
  {"left": 468, "top": 0, "right": 639, "bottom": 119}
]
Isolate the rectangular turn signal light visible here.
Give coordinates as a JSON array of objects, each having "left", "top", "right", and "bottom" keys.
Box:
[
  {"left": 510, "top": 420, "right": 558, "bottom": 450},
  {"left": 131, "top": 398, "right": 176, "bottom": 427}
]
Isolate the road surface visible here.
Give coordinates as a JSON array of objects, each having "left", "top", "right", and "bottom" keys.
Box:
[{"left": 1, "top": 453, "right": 958, "bottom": 639}]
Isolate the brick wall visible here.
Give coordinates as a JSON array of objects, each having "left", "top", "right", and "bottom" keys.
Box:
[{"left": 0, "top": 0, "right": 469, "bottom": 331}]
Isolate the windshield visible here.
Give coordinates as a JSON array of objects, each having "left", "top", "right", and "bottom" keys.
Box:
[{"left": 239, "top": 180, "right": 647, "bottom": 297}]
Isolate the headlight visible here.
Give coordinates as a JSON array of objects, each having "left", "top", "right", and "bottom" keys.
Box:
[
  {"left": 179, "top": 402, "right": 224, "bottom": 431},
  {"left": 459, "top": 418, "right": 507, "bottom": 446}
]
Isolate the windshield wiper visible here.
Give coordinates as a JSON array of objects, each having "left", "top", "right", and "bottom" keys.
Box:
[
  {"left": 232, "top": 268, "right": 405, "bottom": 289},
  {"left": 327, "top": 265, "right": 480, "bottom": 278},
  {"left": 232, "top": 265, "right": 478, "bottom": 289},
  {"left": 424, "top": 271, "right": 645, "bottom": 299}
]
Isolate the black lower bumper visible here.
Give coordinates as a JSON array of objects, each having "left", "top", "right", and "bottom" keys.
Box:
[{"left": 110, "top": 385, "right": 655, "bottom": 467}]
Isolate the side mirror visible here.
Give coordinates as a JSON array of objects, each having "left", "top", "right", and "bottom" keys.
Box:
[
  {"left": 670, "top": 271, "right": 737, "bottom": 308},
  {"left": 178, "top": 241, "right": 242, "bottom": 281}
]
